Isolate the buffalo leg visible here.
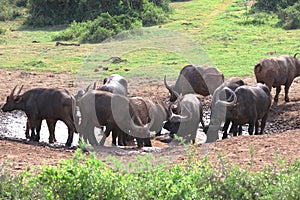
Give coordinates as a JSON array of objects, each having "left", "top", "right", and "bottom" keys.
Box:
[
  {"left": 111, "top": 130, "right": 118, "bottom": 146},
  {"left": 238, "top": 126, "right": 243, "bottom": 136},
  {"left": 35, "top": 119, "right": 42, "bottom": 142},
  {"left": 25, "top": 119, "right": 30, "bottom": 139},
  {"left": 28, "top": 118, "right": 37, "bottom": 141},
  {"left": 99, "top": 127, "right": 111, "bottom": 146},
  {"left": 254, "top": 120, "right": 258, "bottom": 135},
  {"left": 284, "top": 82, "right": 293, "bottom": 102},
  {"left": 143, "top": 138, "right": 152, "bottom": 147},
  {"left": 222, "top": 120, "right": 231, "bottom": 139},
  {"left": 135, "top": 137, "right": 152, "bottom": 148},
  {"left": 117, "top": 130, "right": 127, "bottom": 146},
  {"left": 248, "top": 121, "right": 255, "bottom": 135},
  {"left": 274, "top": 86, "right": 281, "bottom": 102},
  {"left": 86, "top": 123, "right": 98, "bottom": 146},
  {"left": 46, "top": 119, "right": 57, "bottom": 143},
  {"left": 260, "top": 113, "right": 268, "bottom": 134},
  {"left": 231, "top": 123, "right": 239, "bottom": 137},
  {"left": 61, "top": 118, "right": 75, "bottom": 147}
]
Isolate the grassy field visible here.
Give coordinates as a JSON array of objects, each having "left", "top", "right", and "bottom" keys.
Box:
[{"left": 0, "top": 0, "right": 299, "bottom": 80}]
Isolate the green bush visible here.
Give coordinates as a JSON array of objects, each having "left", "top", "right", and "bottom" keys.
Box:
[
  {"left": 278, "top": 2, "right": 300, "bottom": 29},
  {"left": 249, "top": 0, "right": 300, "bottom": 29},
  {"left": 1, "top": 149, "right": 300, "bottom": 199},
  {"left": 0, "top": 27, "right": 6, "bottom": 35},
  {"left": 53, "top": 13, "right": 142, "bottom": 43},
  {"left": 251, "top": 0, "right": 298, "bottom": 13},
  {"left": 26, "top": 0, "right": 171, "bottom": 27},
  {"left": 0, "top": 0, "right": 24, "bottom": 21}
]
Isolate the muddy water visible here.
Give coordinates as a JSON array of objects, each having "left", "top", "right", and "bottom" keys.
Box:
[
  {"left": 0, "top": 109, "right": 208, "bottom": 147},
  {"left": 0, "top": 110, "right": 79, "bottom": 146}
]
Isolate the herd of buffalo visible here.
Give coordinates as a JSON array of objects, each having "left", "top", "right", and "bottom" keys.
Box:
[{"left": 1, "top": 53, "right": 300, "bottom": 148}]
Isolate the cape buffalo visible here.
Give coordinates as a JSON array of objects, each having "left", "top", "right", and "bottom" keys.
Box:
[
  {"left": 98, "top": 74, "right": 128, "bottom": 96},
  {"left": 204, "top": 77, "right": 245, "bottom": 139},
  {"left": 164, "top": 65, "right": 224, "bottom": 102},
  {"left": 206, "top": 83, "right": 271, "bottom": 142},
  {"left": 1, "top": 86, "right": 77, "bottom": 147},
  {"left": 77, "top": 90, "right": 153, "bottom": 147},
  {"left": 75, "top": 74, "right": 128, "bottom": 146},
  {"left": 254, "top": 53, "right": 300, "bottom": 102},
  {"left": 164, "top": 93, "right": 205, "bottom": 144},
  {"left": 129, "top": 97, "right": 169, "bottom": 147}
]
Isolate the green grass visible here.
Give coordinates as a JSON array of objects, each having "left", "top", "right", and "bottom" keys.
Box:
[{"left": 0, "top": 0, "right": 300, "bottom": 79}]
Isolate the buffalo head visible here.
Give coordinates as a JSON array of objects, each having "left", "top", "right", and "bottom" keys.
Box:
[{"left": 2, "top": 85, "right": 24, "bottom": 112}]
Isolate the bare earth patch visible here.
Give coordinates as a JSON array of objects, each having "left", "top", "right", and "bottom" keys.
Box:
[{"left": 0, "top": 69, "right": 299, "bottom": 174}]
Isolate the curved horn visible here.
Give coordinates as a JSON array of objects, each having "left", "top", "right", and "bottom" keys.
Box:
[
  {"left": 169, "top": 104, "right": 192, "bottom": 123},
  {"left": 10, "top": 85, "right": 18, "bottom": 96},
  {"left": 93, "top": 81, "right": 97, "bottom": 90},
  {"left": 215, "top": 87, "right": 237, "bottom": 106},
  {"left": 128, "top": 115, "right": 153, "bottom": 139},
  {"left": 294, "top": 52, "right": 299, "bottom": 59},
  {"left": 16, "top": 85, "right": 23, "bottom": 96},
  {"left": 85, "top": 84, "right": 91, "bottom": 92},
  {"left": 164, "top": 75, "right": 173, "bottom": 92}
]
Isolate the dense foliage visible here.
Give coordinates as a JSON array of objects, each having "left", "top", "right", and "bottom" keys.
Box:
[
  {"left": 1, "top": 149, "right": 300, "bottom": 199},
  {"left": 26, "top": 0, "right": 171, "bottom": 26},
  {"left": 0, "top": 0, "right": 26, "bottom": 21},
  {"left": 251, "top": 0, "right": 300, "bottom": 29},
  {"left": 24, "top": 0, "right": 171, "bottom": 42}
]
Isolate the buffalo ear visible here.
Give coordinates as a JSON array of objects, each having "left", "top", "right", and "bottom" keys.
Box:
[{"left": 14, "top": 96, "right": 23, "bottom": 104}]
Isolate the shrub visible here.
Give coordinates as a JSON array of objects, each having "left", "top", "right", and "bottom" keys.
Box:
[
  {"left": 26, "top": 0, "right": 171, "bottom": 27},
  {"left": 0, "top": 0, "right": 23, "bottom": 21},
  {"left": 53, "top": 13, "right": 142, "bottom": 43},
  {"left": 278, "top": 2, "right": 300, "bottom": 29},
  {"left": 248, "top": 0, "right": 300, "bottom": 30},
  {"left": 1, "top": 149, "right": 299, "bottom": 199}
]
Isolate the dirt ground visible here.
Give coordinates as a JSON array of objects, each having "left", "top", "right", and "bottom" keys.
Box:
[{"left": 0, "top": 69, "right": 299, "bottom": 174}]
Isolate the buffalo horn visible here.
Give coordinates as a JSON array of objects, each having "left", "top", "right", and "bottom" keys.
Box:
[
  {"left": 16, "top": 85, "right": 24, "bottom": 96},
  {"left": 169, "top": 104, "right": 192, "bottom": 123},
  {"left": 294, "top": 52, "right": 299, "bottom": 59},
  {"left": 215, "top": 87, "right": 237, "bottom": 106},
  {"left": 10, "top": 85, "right": 18, "bottom": 96},
  {"left": 93, "top": 81, "right": 97, "bottom": 90},
  {"left": 164, "top": 75, "right": 173, "bottom": 93},
  {"left": 85, "top": 84, "right": 91, "bottom": 92}
]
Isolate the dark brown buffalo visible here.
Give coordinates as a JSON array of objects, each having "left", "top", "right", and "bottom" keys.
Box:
[
  {"left": 164, "top": 65, "right": 224, "bottom": 102},
  {"left": 74, "top": 74, "right": 128, "bottom": 146},
  {"left": 128, "top": 97, "right": 168, "bottom": 147},
  {"left": 206, "top": 83, "right": 271, "bottom": 142},
  {"left": 77, "top": 90, "right": 153, "bottom": 147},
  {"left": 163, "top": 93, "right": 205, "bottom": 144},
  {"left": 98, "top": 74, "right": 128, "bottom": 96},
  {"left": 204, "top": 77, "right": 245, "bottom": 139},
  {"left": 254, "top": 53, "right": 300, "bottom": 102},
  {"left": 1, "top": 86, "right": 76, "bottom": 147}
]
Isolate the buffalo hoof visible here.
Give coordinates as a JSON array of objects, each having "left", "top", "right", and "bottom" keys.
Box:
[
  {"left": 65, "top": 142, "right": 72, "bottom": 147},
  {"left": 274, "top": 97, "right": 279, "bottom": 102},
  {"left": 285, "top": 97, "right": 290, "bottom": 102}
]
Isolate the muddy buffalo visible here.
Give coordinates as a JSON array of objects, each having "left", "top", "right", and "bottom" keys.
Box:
[
  {"left": 204, "top": 77, "right": 245, "bottom": 139},
  {"left": 129, "top": 97, "right": 168, "bottom": 147},
  {"left": 164, "top": 65, "right": 224, "bottom": 102},
  {"left": 206, "top": 83, "right": 271, "bottom": 142},
  {"left": 254, "top": 53, "right": 300, "bottom": 102},
  {"left": 77, "top": 90, "right": 153, "bottom": 147},
  {"left": 1, "top": 86, "right": 77, "bottom": 147},
  {"left": 164, "top": 93, "right": 205, "bottom": 144},
  {"left": 98, "top": 74, "right": 128, "bottom": 96}
]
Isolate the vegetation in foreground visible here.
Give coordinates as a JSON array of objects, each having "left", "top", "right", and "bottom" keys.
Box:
[{"left": 0, "top": 149, "right": 299, "bottom": 199}]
